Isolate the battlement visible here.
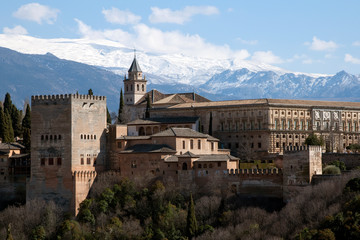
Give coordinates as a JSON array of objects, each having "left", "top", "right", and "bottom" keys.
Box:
[
  {"left": 31, "top": 94, "right": 106, "bottom": 103},
  {"left": 226, "top": 168, "right": 282, "bottom": 176},
  {"left": 284, "top": 145, "right": 321, "bottom": 153}
]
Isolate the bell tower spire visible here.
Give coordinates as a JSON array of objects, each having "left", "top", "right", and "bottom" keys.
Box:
[{"left": 123, "top": 52, "right": 147, "bottom": 105}]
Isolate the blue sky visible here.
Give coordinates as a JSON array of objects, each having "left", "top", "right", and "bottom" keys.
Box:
[{"left": 1, "top": 0, "right": 360, "bottom": 74}]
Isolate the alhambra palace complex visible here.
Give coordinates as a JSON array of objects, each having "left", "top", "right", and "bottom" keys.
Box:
[{"left": 25, "top": 57, "right": 360, "bottom": 214}]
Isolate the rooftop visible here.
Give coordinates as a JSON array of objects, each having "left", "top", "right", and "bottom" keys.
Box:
[
  {"left": 127, "top": 116, "right": 199, "bottom": 125},
  {"left": 151, "top": 127, "right": 218, "bottom": 140},
  {"left": 121, "top": 144, "right": 176, "bottom": 153}
]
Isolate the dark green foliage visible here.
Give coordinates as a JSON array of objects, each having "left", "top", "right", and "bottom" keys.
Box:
[
  {"left": 6, "top": 223, "right": 14, "bottom": 240},
  {"left": 208, "top": 112, "right": 213, "bottom": 136},
  {"left": 77, "top": 199, "right": 95, "bottom": 225},
  {"left": 31, "top": 225, "right": 45, "bottom": 240},
  {"left": 145, "top": 95, "right": 151, "bottom": 118},
  {"left": 329, "top": 160, "right": 346, "bottom": 171},
  {"left": 305, "top": 133, "right": 324, "bottom": 146},
  {"left": 22, "top": 104, "right": 31, "bottom": 129},
  {"left": 346, "top": 144, "right": 360, "bottom": 152},
  {"left": 117, "top": 88, "right": 125, "bottom": 124},
  {"left": 0, "top": 106, "right": 5, "bottom": 141},
  {"left": 344, "top": 178, "right": 360, "bottom": 193},
  {"left": 88, "top": 88, "right": 93, "bottom": 95},
  {"left": 11, "top": 107, "right": 22, "bottom": 137},
  {"left": 3, "top": 109, "right": 14, "bottom": 142},
  {"left": 3, "top": 93, "right": 12, "bottom": 114},
  {"left": 186, "top": 194, "right": 198, "bottom": 239},
  {"left": 323, "top": 165, "right": 341, "bottom": 175},
  {"left": 107, "top": 107, "right": 111, "bottom": 124}
]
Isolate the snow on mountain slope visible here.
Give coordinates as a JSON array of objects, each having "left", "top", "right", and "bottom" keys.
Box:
[{"left": 0, "top": 34, "right": 327, "bottom": 86}]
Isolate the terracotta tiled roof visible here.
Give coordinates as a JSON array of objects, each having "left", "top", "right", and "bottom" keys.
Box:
[
  {"left": 178, "top": 151, "right": 199, "bottom": 158},
  {"left": 0, "top": 142, "right": 24, "bottom": 150},
  {"left": 127, "top": 117, "right": 199, "bottom": 125},
  {"left": 135, "top": 90, "right": 211, "bottom": 105},
  {"left": 166, "top": 98, "right": 360, "bottom": 109},
  {"left": 121, "top": 144, "right": 176, "bottom": 153},
  {"left": 164, "top": 154, "right": 239, "bottom": 162},
  {"left": 151, "top": 127, "right": 216, "bottom": 139}
]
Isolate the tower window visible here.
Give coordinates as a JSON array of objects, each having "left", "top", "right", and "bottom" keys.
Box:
[
  {"left": 137, "top": 84, "right": 139, "bottom": 91},
  {"left": 57, "top": 158, "right": 62, "bottom": 165},
  {"left": 48, "top": 158, "right": 54, "bottom": 165},
  {"left": 190, "top": 139, "right": 194, "bottom": 149},
  {"left": 142, "top": 84, "right": 144, "bottom": 91},
  {"left": 131, "top": 85, "right": 133, "bottom": 91}
]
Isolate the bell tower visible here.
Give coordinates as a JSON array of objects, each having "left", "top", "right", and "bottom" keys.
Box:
[{"left": 124, "top": 52, "right": 147, "bottom": 105}]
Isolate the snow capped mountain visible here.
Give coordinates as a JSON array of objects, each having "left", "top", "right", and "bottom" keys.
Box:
[
  {"left": 0, "top": 34, "right": 326, "bottom": 86},
  {"left": 0, "top": 34, "right": 360, "bottom": 112}
]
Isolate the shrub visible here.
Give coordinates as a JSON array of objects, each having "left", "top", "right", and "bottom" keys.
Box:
[{"left": 323, "top": 165, "right": 341, "bottom": 175}]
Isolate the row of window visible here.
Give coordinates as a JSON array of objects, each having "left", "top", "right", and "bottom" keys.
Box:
[
  {"left": 276, "top": 134, "right": 306, "bottom": 139},
  {"left": 198, "top": 162, "right": 221, "bottom": 168},
  {"left": 41, "top": 135, "right": 62, "bottom": 141},
  {"left": 182, "top": 140, "right": 215, "bottom": 151},
  {"left": 220, "top": 121, "right": 263, "bottom": 131},
  {"left": 274, "top": 119, "right": 311, "bottom": 131},
  {"left": 220, "top": 110, "right": 263, "bottom": 118},
  {"left": 125, "top": 83, "right": 145, "bottom": 92},
  {"left": 40, "top": 157, "right": 62, "bottom": 166},
  {"left": 80, "top": 134, "right": 97, "bottom": 140},
  {"left": 80, "top": 154, "right": 97, "bottom": 165},
  {"left": 274, "top": 111, "right": 309, "bottom": 116}
]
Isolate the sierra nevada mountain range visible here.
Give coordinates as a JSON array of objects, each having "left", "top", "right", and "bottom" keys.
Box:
[{"left": 0, "top": 35, "right": 359, "bottom": 112}]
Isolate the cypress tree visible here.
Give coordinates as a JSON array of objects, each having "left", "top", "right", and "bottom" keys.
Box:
[
  {"left": 4, "top": 109, "right": 14, "bottom": 142},
  {"left": 208, "top": 112, "right": 213, "bottom": 136},
  {"left": 0, "top": 106, "right": 5, "bottom": 141},
  {"left": 88, "top": 89, "right": 93, "bottom": 96},
  {"left": 3, "top": 93, "right": 12, "bottom": 114},
  {"left": 22, "top": 104, "right": 31, "bottom": 129},
  {"left": 117, "top": 88, "right": 124, "bottom": 123},
  {"left": 145, "top": 95, "right": 151, "bottom": 118},
  {"left": 22, "top": 104, "right": 31, "bottom": 152},
  {"left": 11, "top": 106, "right": 22, "bottom": 137},
  {"left": 186, "top": 193, "right": 198, "bottom": 239},
  {"left": 107, "top": 107, "right": 111, "bottom": 125}
]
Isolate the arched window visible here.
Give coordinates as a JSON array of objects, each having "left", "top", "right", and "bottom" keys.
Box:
[
  {"left": 41, "top": 135, "right": 44, "bottom": 140},
  {"left": 81, "top": 134, "right": 83, "bottom": 139},
  {"left": 130, "top": 85, "right": 133, "bottom": 91},
  {"left": 139, "top": 127, "right": 145, "bottom": 136},
  {"left": 183, "top": 140, "right": 186, "bottom": 149},
  {"left": 94, "top": 135, "right": 96, "bottom": 140},
  {"left": 137, "top": 84, "right": 139, "bottom": 91},
  {"left": 58, "top": 135, "right": 62, "bottom": 140},
  {"left": 126, "top": 85, "right": 128, "bottom": 92},
  {"left": 182, "top": 163, "right": 188, "bottom": 170},
  {"left": 50, "top": 135, "right": 53, "bottom": 140},
  {"left": 142, "top": 84, "right": 144, "bottom": 91},
  {"left": 54, "top": 135, "right": 57, "bottom": 140},
  {"left": 198, "top": 164, "right": 202, "bottom": 168}
]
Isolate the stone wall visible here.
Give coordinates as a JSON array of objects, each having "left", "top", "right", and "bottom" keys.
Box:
[{"left": 323, "top": 153, "right": 360, "bottom": 169}]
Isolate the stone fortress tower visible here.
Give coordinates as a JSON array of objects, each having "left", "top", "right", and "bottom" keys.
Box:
[
  {"left": 27, "top": 94, "right": 107, "bottom": 214},
  {"left": 123, "top": 53, "right": 147, "bottom": 105}
]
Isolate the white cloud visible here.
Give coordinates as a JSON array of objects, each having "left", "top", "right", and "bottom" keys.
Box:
[
  {"left": 353, "top": 41, "right": 360, "bottom": 46},
  {"left": 74, "top": 19, "right": 249, "bottom": 60},
  {"left": 237, "top": 37, "right": 258, "bottom": 45},
  {"left": 344, "top": 54, "right": 360, "bottom": 64},
  {"left": 13, "top": 3, "right": 59, "bottom": 24},
  {"left": 149, "top": 6, "right": 219, "bottom": 24},
  {"left": 102, "top": 8, "right": 141, "bottom": 25},
  {"left": 251, "top": 51, "right": 283, "bottom": 64},
  {"left": 305, "top": 36, "right": 338, "bottom": 51},
  {"left": 302, "top": 59, "right": 313, "bottom": 64},
  {"left": 3, "top": 25, "right": 28, "bottom": 35}
]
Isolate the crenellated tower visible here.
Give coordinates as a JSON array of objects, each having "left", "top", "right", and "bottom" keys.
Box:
[{"left": 124, "top": 54, "right": 147, "bottom": 105}]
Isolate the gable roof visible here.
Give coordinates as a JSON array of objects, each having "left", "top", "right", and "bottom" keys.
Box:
[
  {"left": 151, "top": 127, "right": 215, "bottom": 139},
  {"left": 121, "top": 144, "right": 176, "bottom": 153},
  {"left": 0, "top": 142, "right": 24, "bottom": 151},
  {"left": 127, "top": 116, "right": 199, "bottom": 125},
  {"left": 135, "top": 89, "right": 211, "bottom": 106},
  {"left": 178, "top": 151, "right": 199, "bottom": 158}
]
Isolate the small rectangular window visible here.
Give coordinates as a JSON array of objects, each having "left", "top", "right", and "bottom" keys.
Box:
[
  {"left": 198, "top": 140, "right": 201, "bottom": 149},
  {"left": 182, "top": 140, "right": 186, "bottom": 149},
  {"left": 41, "top": 158, "right": 45, "bottom": 166},
  {"left": 87, "top": 158, "right": 91, "bottom": 165},
  {"left": 48, "top": 158, "right": 54, "bottom": 165},
  {"left": 81, "top": 158, "right": 84, "bottom": 165},
  {"left": 57, "top": 158, "right": 62, "bottom": 166},
  {"left": 190, "top": 140, "right": 193, "bottom": 149},
  {"left": 217, "top": 162, "right": 221, "bottom": 167}
]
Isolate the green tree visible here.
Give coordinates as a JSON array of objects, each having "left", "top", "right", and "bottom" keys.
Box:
[
  {"left": 31, "top": 225, "right": 46, "bottom": 240},
  {"left": 3, "top": 93, "right": 12, "bottom": 114},
  {"left": 21, "top": 104, "right": 31, "bottom": 151},
  {"left": 346, "top": 144, "right": 360, "bottom": 152},
  {"left": 88, "top": 88, "right": 93, "bottom": 95},
  {"left": 6, "top": 223, "right": 14, "bottom": 240},
  {"left": 186, "top": 193, "right": 198, "bottom": 239},
  {"left": 3, "top": 109, "right": 14, "bottom": 142},
  {"left": 107, "top": 107, "right": 111, "bottom": 125},
  {"left": 145, "top": 95, "right": 151, "bottom": 118},
  {"left": 305, "top": 133, "right": 324, "bottom": 146},
  {"left": 0, "top": 106, "right": 5, "bottom": 141},
  {"left": 117, "top": 88, "right": 125, "bottom": 123}
]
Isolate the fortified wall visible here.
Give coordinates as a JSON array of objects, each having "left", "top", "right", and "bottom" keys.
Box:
[{"left": 27, "top": 94, "right": 107, "bottom": 214}]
